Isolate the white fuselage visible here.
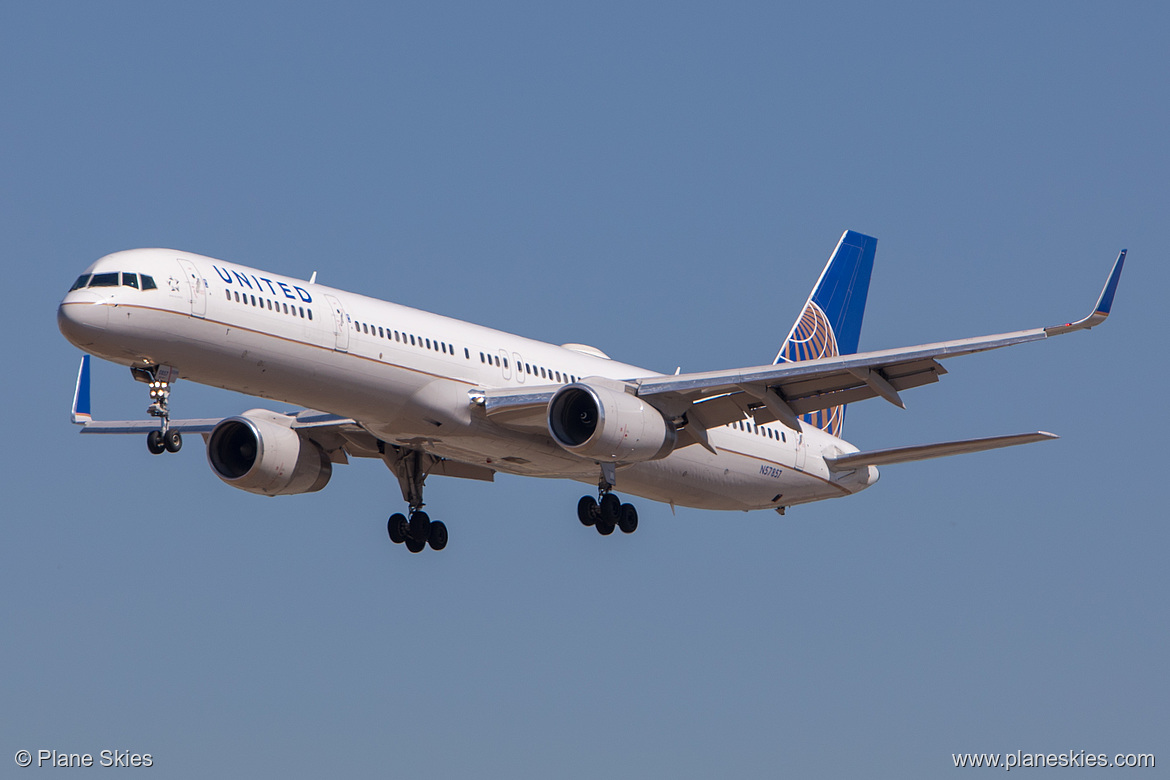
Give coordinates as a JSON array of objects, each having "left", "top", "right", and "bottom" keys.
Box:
[{"left": 58, "top": 249, "right": 878, "bottom": 511}]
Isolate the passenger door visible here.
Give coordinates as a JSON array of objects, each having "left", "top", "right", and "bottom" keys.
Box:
[
  {"left": 324, "top": 295, "right": 349, "bottom": 352},
  {"left": 176, "top": 258, "right": 206, "bottom": 318}
]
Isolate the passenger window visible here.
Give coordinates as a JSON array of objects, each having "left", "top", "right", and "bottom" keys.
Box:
[
  {"left": 299, "top": 307, "right": 304, "bottom": 318},
  {"left": 378, "top": 326, "right": 383, "bottom": 337},
  {"left": 283, "top": 303, "right": 288, "bottom": 313},
  {"left": 140, "top": 275, "right": 157, "bottom": 290},
  {"left": 464, "top": 348, "right": 470, "bottom": 359},
  {"left": 225, "top": 289, "right": 231, "bottom": 300},
  {"left": 69, "top": 274, "right": 91, "bottom": 291},
  {"left": 122, "top": 273, "right": 139, "bottom": 289},
  {"left": 90, "top": 272, "right": 119, "bottom": 287},
  {"left": 307, "top": 310, "right": 312, "bottom": 320},
  {"left": 235, "top": 291, "right": 241, "bottom": 302},
  {"left": 502, "top": 357, "right": 507, "bottom": 368}
]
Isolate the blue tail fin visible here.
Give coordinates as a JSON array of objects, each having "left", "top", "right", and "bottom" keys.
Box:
[{"left": 773, "top": 230, "right": 877, "bottom": 438}]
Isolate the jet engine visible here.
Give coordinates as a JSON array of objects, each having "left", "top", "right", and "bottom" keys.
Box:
[
  {"left": 547, "top": 382, "right": 676, "bottom": 463},
  {"left": 207, "top": 410, "right": 332, "bottom": 496}
]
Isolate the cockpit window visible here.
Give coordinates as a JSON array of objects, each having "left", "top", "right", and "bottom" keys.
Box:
[
  {"left": 89, "top": 272, "right": 120, "bottom": 287},
  {"left": 69, "top": 274, "right": 91, "bottom": 291},
  {"left": 122, "top": 272, "right": 139, "bottom": 289},
  {"left": 140, "top": 274, "right": 157, "bottom": 290}
]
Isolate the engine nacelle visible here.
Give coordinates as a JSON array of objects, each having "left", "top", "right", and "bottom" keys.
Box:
[
  {"left": 547, "top": 381, "right": 676, "bottom": 463},
  {"left": 207, "top": 410, "right": 332, "bottom": 496}
]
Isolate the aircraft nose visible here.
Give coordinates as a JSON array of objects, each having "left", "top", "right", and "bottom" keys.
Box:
[{"left": 57, "top": 297, "right": 109, "bottom": 347}]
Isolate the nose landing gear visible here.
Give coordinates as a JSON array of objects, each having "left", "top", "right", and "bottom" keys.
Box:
[{"left": 133, "top": 365, "right": 182, "bottom": 455}]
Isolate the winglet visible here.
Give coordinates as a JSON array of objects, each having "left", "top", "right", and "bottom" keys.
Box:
[
  {"left": 71, "top": 355, "right": 92, "bottom": 424},
  {"left": 1045, "top": 249, "right": 1126, "bottom": 336}
]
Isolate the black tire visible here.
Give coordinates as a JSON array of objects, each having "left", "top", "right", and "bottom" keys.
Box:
[
  {"left": 409, "top": 510, "right": 431, "bottom": 542},
  {"left": 147, "top": 430, "right": 165, "bottom": 455},
  {"left": 164, "top": 429, "right": 183, "bottom": 453},
  {"left": 577, "top": 495, "right": 599, "bottom": 526},
  {"left": 599, "top": 493, "right": 621, "bottom": 526},
  {"left": 387, "top": 513, "right": 408, "bottom": 544},
  {"left": 428, "top": 520, "right": 448, "bottom": 551},
  {"left": 405, "top": 537, "right": 426, "bottom": 553},
  {"left": 618, "top": 503, "right": 638, "bottom": 534},
  {"left": 596, "top": 518, "right": 615, "bottom": 536}
]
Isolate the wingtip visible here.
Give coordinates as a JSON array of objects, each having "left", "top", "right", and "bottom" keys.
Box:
[
  {"left": 71, "top": 354, "right": 92, "bottom": 425},
  {"left": 1044, "top": 249, "right": 1126, "bottom": 336},
  {"left": 1094, "top": 249, "right": 1126, "bottom": 316}
]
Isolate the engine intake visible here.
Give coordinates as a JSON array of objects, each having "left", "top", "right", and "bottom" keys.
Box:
[
  {"left": 207, "top": 411, "right": 332, "bottom": 496},
  {"left": 548, "top": 382, "right": 676, "bottom": 463}
]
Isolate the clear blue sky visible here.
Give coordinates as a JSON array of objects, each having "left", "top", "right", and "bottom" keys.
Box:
[{"left": 2, "top": 3, "right": 1165, "bottom": 777}]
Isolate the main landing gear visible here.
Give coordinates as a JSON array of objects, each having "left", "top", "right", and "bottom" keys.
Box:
[
  {"left": 380, "top": 444, "right": 448, "bottom": 554},
  {"left": 387, "top": 510, "right": 448, "bottom": 553},
  {"left": 576, "top": 464, "right": 639, "bottom": 536},
  {"left": 134, "top": 365, "right": 182, "bottom": 456}
]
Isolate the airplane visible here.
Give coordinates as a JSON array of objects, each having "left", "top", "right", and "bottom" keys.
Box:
[{"left": 58, "top": 231, "right": 1126, "bottom": 553}]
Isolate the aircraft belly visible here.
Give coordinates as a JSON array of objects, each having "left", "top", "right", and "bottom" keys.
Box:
[{"left": 611, "top": 446, "right": 850, "bottom": 511}]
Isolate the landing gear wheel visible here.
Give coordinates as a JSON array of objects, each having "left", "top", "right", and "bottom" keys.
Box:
[
  {"left": 146, "top": 430, "right": 165, "bottom": 455},
  {"left": 427, "top": 520, "right": 448, "bottom": 551},
  {"left": 387, "top": 513, "right": 408, "bottom": 544},
  {"left": 405, "top": 537, "right": 426, "bottom": 553},
  {"left": 599, "top": 493, "right": 621, "bottom": 526},
  {"left": 409, "top": 510, "right": 431, "bottom": 543},
  {"left": 618, "top": 503, "right": 638, "bottom": 534},
  {"left": 577, "top": 495, "right": 599, "bottom": 527},
  {"left": 596, "top": 517, "right": 615, "bottom": 535},
  {"left": 164, "top": 429, "right": 182, "bottom": 453}
]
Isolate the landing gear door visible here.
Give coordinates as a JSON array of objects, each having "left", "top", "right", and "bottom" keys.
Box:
[
  {"left": 176, "top": 258, "right": 206, "bottom": 318},
  {"left": 324, "top": 294, "right": 349, "bottom": 352}
]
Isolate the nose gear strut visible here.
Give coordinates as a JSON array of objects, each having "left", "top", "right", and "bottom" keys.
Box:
[{"left": 132, "top": 364, "right": 183, "bottom": 454}]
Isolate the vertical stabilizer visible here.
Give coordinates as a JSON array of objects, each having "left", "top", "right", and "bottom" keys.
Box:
[{"left": 773, "top": 230, "right": 877, "bottom": 437}]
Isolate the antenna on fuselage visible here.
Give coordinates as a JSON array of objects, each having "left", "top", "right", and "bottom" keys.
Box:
[{"left": 309, "top": 271, "right": 318, "bottom": 285}]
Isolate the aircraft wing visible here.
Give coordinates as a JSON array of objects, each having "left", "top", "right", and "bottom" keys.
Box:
[
  {"left": 68, "top": 355, "right": 495, "bottom": 483},
  {"left": 635, "top": 250, "right": 1126, "bottom": 433}
]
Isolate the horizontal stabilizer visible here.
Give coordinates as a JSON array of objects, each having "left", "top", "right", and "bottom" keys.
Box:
[{"left": 824, "top": 431, "right": 1058, "bottom": 471}]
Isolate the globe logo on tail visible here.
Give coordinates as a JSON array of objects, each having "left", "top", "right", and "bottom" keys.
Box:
[{"left": 776, "top": 301, "right": 844, "bottom": 437}]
